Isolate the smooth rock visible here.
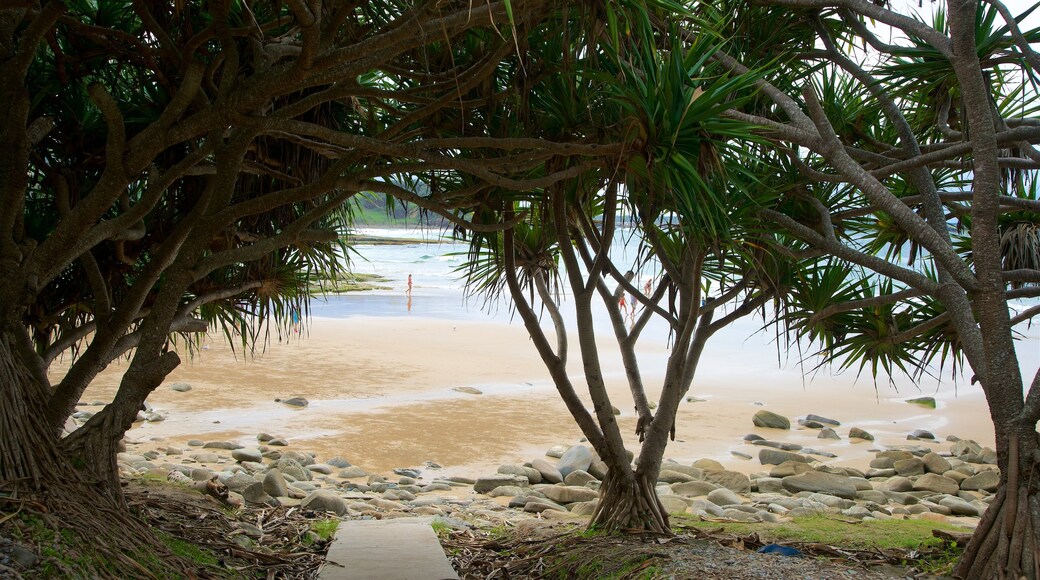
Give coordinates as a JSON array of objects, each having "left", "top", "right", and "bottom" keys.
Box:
[
  {"left": 488, "top": 486, "right": 525, "bottom": 498},
  {"left": 770, "top": 461, "right": 812, "bottom": 478},
  {"left": 671, "top": 481, "right": 719, "bottom": 497},
  {"left": 703, "top": 470, "right": 751, "bottom": 494},
  {"left": 264, "top": 469, "right": 289, "bottom": 498},
  {"left": 452, "top": 386, "right": 482, "bottom": 395},
  {"left": 556, "top": 446, "right": 594, "bottom": 478},
  {"left": 658, "top": 470, "right": 696, "bottom": 484},
  {"left": 894, "top": 458, "right": 925, "bottom": 476},
  {"left": 169, "top": 382, "right": 192, "bottom": 392},
  {"left": 848, "top": 427, "right": 874, "bottom": 441},
  {"left": 301, "top": 490, "right": 348, "bottom": 515},
  {"left": 911, "top": 429, "right": 936, "bottom": 440},
  {"left": 706, "top": 488, "right": 743, "bottom": 507},
  {"left": 693, "top": 458, "right": 726, "bottom": 471},
  {"left": 781, "top": 471, "right": 857, "bottom": 499},
  {"left": 541, "top": 485, "right": 599, "bottom": 504},
  {"left": 327, "top": 457, "right": 351, "bottom": 468},
  {"left": 531, "top": 459, "right": 564, "bottom": 484},
  {"left": 951, "top": 440, "right": 983, "bottom": 457},
  {"left": 922, "top": 452, "right": 953, "bottom": 474},
  {"left": 805, "top": 414, "right": 840, "bottom": 426},
  {"left": 960, "top": 470, "right": 1000, "bottom": 492},
  {"left": 913, "top": 473, "right": 961, "bottom": 495},
  {"left": 242, "top": 482, "right": 275, "bottom": 506},
  {"left": 759, "top": 449, "right": 810, "bottom": 466},
  {"left": 545, "top": 444, "right": 569, "bottom": 458},
  {"left": 232, "top": 448, "right": 263, "bottom": 463},
  {"left": 474, "top": 475, "right": 528, "bottom": 494},
  {"left": 939, "top": 496, "right": 978, "bottom": 516},
  {"left": 818, "top": 428, "right": 840, "bottom": 440},
  {"left": 752, "top": 410, "right": 791, "bottom": 430},
  {"left": 338, "top": 466, "right": 368, "bottom": 478},
  {"left": 563, "top": 470, "right": 597, "bottom": 487},
  {"left": 204, "top": 441, "right": 242, "bottom": 450},
  {"left": 281, "top": 397, "right": 309, "bottom": 407}
]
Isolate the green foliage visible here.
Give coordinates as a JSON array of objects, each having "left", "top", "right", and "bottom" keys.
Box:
[{"left": 310, "top": 519, "right": 340, "bottom": 541}]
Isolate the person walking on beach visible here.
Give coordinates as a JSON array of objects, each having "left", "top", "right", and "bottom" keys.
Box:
[
  {"left": 618, "top": 293, "right": 627, "bottom": 313},
  {"left": 406, "top": 274, "right": 413, "bottom": 295},
  {"left": 644, "top": 278, "right": 652, "bottom": 295}
]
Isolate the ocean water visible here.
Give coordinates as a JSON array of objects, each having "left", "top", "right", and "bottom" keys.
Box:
[{"left": 314, "top": 227, "right": 1039, "bottom": 403}]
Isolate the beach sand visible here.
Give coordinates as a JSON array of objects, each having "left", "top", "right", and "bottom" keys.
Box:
[{"left": 63, "top": 312, "right": 1007, "bottom": 480}]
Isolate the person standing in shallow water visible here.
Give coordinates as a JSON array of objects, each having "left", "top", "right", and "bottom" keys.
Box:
[{"left": 406, "top": 274, "right": 413, "bottom": 295}]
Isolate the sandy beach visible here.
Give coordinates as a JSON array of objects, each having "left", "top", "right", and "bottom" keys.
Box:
[{"left": 65, "top": 307, "right": 1012, "bottom": 480}]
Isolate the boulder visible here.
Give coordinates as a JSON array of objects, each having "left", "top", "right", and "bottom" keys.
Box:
[
  {"left": 231, "top": 448, "right": 263, "bottom": 463},
  {"left": 848, "top": 427, "right": 874, "bottom": 441},
  {"left": 531, "top": 459, "right": 564, "bottom": 484},
  {"left": 693, "top": 458, "right": 726, "bottom": 471},
  {"left": 263, "top": 469, "right": 289, "bottom": 498},
  {"left": 545, "top": 444, "right": 569, "bottom": 458},
  {"left": 524, "top": 499, "right": 568, "bottom": 513},
  {"left": 906, "top": 397, "right": 936, "bottom": 409},
  {"left": 281, "top": 397, "right": 309, "bottom": 407},
  {"left": 913, "top": 473, "right": 961, "bottom": 495},
  {"left": 922, "top": 452, "right": 953, "bottom": 475},
  {"left": 563, "top": 470, "right": 597, "bottom": 487},
  {"left": 169, "top": 382, "right": 192, "bottom": 392},
  {"left": 818, "top": 428, "right": 840, "bottom": 440},
  {"left": 781, "top": 471, "right": 857, "bottom": 499},
  {"left": 474, "top": 475, "right": 528, "bottom": 494},
  {"left": 884, "top": 476, "right": 914, "bottom": 492},
  {"left": 488, "top": 486, "right": 525, "bottom": 498},
  {"left": 770, "top": 461, "right": 812, "bottom": 478},
  {"left": 338, "top": 466, "right": 367, "bottom": 479},
  {"left": 951, "top": 440, "right": 983, "bottom": 457},
  {"left": 671, "top": 481, "right": 719, "bottom": 497},
  {"left": 938, "top": 496, "right": 978, "bottom": 516},
  {"left": 301, "top": 490, "right": 348, "bottom": 516},
  {"left": 706, "top": 488, "right": 743, "bottom": 507},
  {"left": 894, "top": 458, "right": 926, "bottom": 476},
  {"left": 556, "top": 446, "right": 594, "bottom": 477},
  {"left": 241, "top": 482, "right": 275, "bottom": 506},
  {"left": 752, "top": 410, "right": 791, "bottom": 430},
  {"left": 658, "top": 470, "right": 696, "bottom": 484},
  {"left": 660, "top": 464, "right": 703, "bottom": 479},
  {"left": 960, "top": 470, "right": 1000, "bottom": 492},
  {"left": 541, "top": 485, "right": 599, "bottom": 504},
  {"left": 702, "top": 470, "right": 751, "bottom": 494},
  {"left": 805, "top": 414, "right": 840, "bottom": 426},
  {"left": 204, "top": 441, "right": 242, "bottom": 450},
  {"left": 910, "top": 429, "right": 936, "bottom": 440},
  {"left": 758, "top": 449, "right": 810, "bottom": 466},
  {"left": 498, "top": 465, "right": 543, "bottom": 484}
]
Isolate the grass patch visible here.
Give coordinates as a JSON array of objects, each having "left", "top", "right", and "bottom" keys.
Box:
[
  {"left": 311, "top": 518, "right": 340, "bottom": 541},
  {"left": 673, "top": 513, "right": 965, "bottom": 550},
  {"left": 430, "top": 520, "right": 452, "bottom": 536},
  {"left": 160, "top": 532, "right": 220, "bottom": 566}
]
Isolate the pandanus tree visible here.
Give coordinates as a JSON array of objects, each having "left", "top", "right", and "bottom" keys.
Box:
[
  {"left": 1, "top": 0, "right": 628, "bottom": 571},
  {"left": 456, "top": 10, "right": 813, "bottom": 532},
  {"left": 705, "top": 0, "right": 1040, "bottom": 576}
]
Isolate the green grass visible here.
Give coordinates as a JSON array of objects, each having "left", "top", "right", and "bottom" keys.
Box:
[
  {"left": 430, "top": 520, "right": 451, "bottom": 536},
  {"left": 311, "top": 518, "right": 340, "bottom": 540},
  {"left": 160, "top": 533, "right": 220, "bottom": 566},
  {"left": 673, "top": 513, "right": 964, "bottom": 550}
]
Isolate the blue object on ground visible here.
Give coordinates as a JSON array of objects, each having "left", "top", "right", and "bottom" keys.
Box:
[{"left": 757, "top": 544, "right": 803, "bottom": 557}]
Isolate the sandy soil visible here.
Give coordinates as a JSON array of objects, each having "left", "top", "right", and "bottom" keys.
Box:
[{"left": 62, "top": 314, "right": 1000, "bottom": 480}]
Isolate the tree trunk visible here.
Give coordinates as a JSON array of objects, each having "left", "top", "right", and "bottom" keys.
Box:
[
  {"left": 955, "top": 428, "right": 1040, "bottom": 579},
  {"left": 589, "top": 467, "right": 670, "bottom": 533}
]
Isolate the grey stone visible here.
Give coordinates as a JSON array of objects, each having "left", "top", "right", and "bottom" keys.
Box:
[
  {"left": 169, "top": 382, "right": 192, "bottom": 392},
  {"left": 751, "top": 440, "right": 803, "bottom": 451},
  {"left": 671, "top": 481, "right": 719, "bottom": 497},
  {"left": 452, "top": 386, "right": 482, "bottom": 395},
  {"left": 542, "top": 485, "right": 599, "bottom": 504},
  {"left": 703, "top": 470, "right": 751, "bottom": 494},
  {"left": 545, "top": 444, "right": 570, "bottom": 458},
  {"left": 743, "top": 433, "right": 765, "bottom": 441},
  {"left": 805, "top": 414, "right": 840, "bottom": 426},
  {"left": 531, "top": 459, "right": 564, "bottom": 484},
  {"left": 913, "top": 473, "right": 961, "bottom": 495},
  {"left": 951, "top": 440, "right": 983, "bottom": 457},
  {"left": 755, "top": 477, "right": 786, "bottom": 494},
  {"left": 693, "top": 458, "right": 726, "bottom": 471},
  {"left": 781, "top": 471, "right": 857, "bottom": 499},
  {"left": 232, "top": 448, "right": 263, "bottom": 463},
  {"left": 658, "top": 470, "right": 696, "bottom": 484},
  {"left": 474, "top": 475, "right": 528, "bottom": 494},
  {"left": 706, "top": 488, "right": 743, "bottom": 506},
  {"left": 660, "top": 464, "right": 703, "bottom": 479},
  {"left": 818, "top": 428, "right": 840, "bottom": 440},
  {"left": 960, "top": 470, "right": 1000, "bottom": 492},
  {"left": 856, "top": 490, "right": 889, "bottom": 504},
  {"left": 922, "top": 452, "right": 953, "bottom": 474},
  {"left": 268, "top": 438, "right": 288, "bottom": 446},
  {"left": 327, "top": 457, "right": 351, "bottom": 468},
  {"left": 301, "top": 490, "right": 348, "bottom": 515},
  {"left": 338, "top": 466, "right": 368, "bottom": 478},
  {"left": 658, "top": 495, "right": 690, "bottom": 514},
  {"left": 281, "top": 397, "right": 309, "bottom": 407},
  {"left": 894, "top": 458, "right": 926, "bottom": 476},
  {"left": 279, "top": 450, "right": 315, "bottom": 466},
  {"left": 221, "top": 472, "right": 257, "bottom": 492},
  {"left": 264, "top": 469, "right": 289, "bottom": 498},
  {"left": 587, "top": 457, "right": 608, "bottom": 480},
  {"left": 257, "top": 433, "right": 274, "bottom": 442},
  {"left": 563, "top": 470, "right": 597, "bottom": 487},
  {"left": 758, "top": 449, "right": 810, "bottom": 466},
  {"left": 499, "top": 464, "right": 543, "bottom": 484},
  {"left": 731, "top": 451, "right": 753, "bottom": 460},
  {"left": 275, "top": 459, "right": 310, "bottom": 482},
  {"left": 911, "top": 429, "right": 936, "bottom": 440},
  {"left": 307, "top": 463, "right": 335, "bottom": 475},
  {"left": 752, "top": 410, "right": 791, "bottom": 430},
  {"left": 569, "top": 500, "right": 599, "bottom": 516},
  {"left": 884, "top": 477, "right": 915, "bottom": 492},
  {"left": 524, "top": 499, "right": 568, "bottom": 513},
  {"left": 848, "top": 427, "right": 874, "bottom": 441},
  {"left": 556, "top": 446, "right": 594, "bottom": 478},
  {"left": 938, "top": 496, "right": 978, "bottom": 516},
  {"left": 204, "top": 441, "right": 242, "bottom": 450},
  {"left": 488, "top": 485, "right": 525, "bottom": 498},
  {"left": 242, "top": 482, "right": 275, "bottom": 506},
  {"left": 770, "top": 461, "right": 812, "bottom": 478}
]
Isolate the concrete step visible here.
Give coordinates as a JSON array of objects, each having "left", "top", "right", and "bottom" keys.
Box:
[{"left": 319, "top": 517, "right": 459, "bottom": 580}]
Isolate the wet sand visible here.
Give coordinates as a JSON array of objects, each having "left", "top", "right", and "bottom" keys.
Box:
[{"left": 62, "top": 311, "right": 1008, "bottom": 480}]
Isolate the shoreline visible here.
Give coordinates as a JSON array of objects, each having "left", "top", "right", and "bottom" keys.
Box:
[{"left": 66, "top": 313, "right": 1000, "bottom": 481}]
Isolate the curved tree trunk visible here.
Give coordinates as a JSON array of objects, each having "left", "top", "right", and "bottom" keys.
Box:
[
  {"left": 956, "top": 431, "right": 1040, "bottom": 579},
  {"left": 589, "top": 468, "right": 670, "bottom": 533}
]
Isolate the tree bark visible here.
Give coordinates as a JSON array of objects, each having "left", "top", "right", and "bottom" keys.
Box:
[{"left": 589, "top": 466, "right": 670, "bottom": 534}]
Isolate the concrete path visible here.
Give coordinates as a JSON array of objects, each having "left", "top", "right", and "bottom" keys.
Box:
[{"left": 319, "top": 517, "right": 459, "bottom": 580}]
